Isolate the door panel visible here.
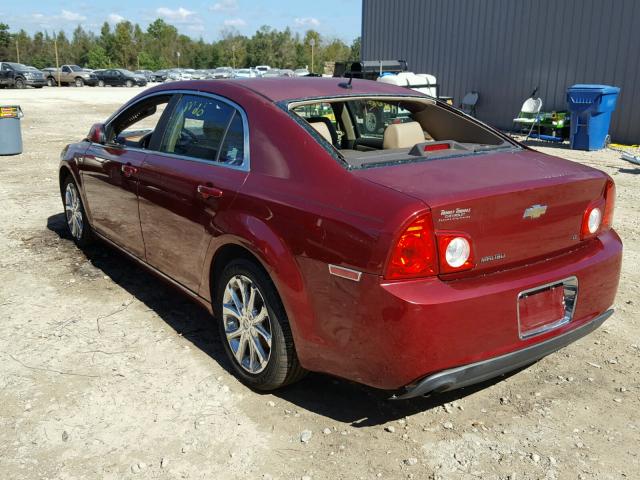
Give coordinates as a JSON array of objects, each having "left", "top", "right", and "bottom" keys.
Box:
[
  {"left": 138, "top": 155, "right": 247, "bottom": 291},
  {"left": 81, "top": 145, "right": 146, "bottom": 257}
]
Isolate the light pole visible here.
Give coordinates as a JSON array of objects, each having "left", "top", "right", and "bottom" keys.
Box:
[
  {"left": 309, "top": 38, "right": 315, "bottom": 74},
  {"left": 176, "top": 51, "right": 181, "bottom": 68}
]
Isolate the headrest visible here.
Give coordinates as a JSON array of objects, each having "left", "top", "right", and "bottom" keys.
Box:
[
  {"left": 310, "top": 121, "right": 333, "bottom": 144},
  {"left": 382, "top": 121, "right": 425, "bottom": 149}
]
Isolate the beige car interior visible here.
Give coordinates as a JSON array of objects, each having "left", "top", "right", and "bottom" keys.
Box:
[
  {"left": 382, "top": 122, "right": 426, "bottom": 149},
  {"left": 291, "top": 97, "right": 507, "bottom": 167},
  {"left": 309, "top": 121, "right": 333, "bottom": 144}
]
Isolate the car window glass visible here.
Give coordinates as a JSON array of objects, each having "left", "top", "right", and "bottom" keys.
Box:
[
  {"left": 108, "top": 95, "right": 172, "bottom": 149},
  {"left": 218, "top": 112, "right": 245, "bottom": 166},
  {"left": 160, "top": 95, "right": 234, "bottom": 163}
]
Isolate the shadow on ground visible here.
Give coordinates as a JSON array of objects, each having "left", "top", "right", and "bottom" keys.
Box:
[{"left": 48, "top": 212, "right": 524, "bottom": 426}]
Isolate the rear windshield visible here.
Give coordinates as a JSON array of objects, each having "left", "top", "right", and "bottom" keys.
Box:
[{"left": 290, "top": 96, "right": 516, "bottom": 169}]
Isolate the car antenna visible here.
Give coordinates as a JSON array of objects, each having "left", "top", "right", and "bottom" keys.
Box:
[{"left": 338, "top": 71, "right": 353, "bottom": 89}]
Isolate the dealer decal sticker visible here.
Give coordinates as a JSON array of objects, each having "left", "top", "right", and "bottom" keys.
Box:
[{"left": 438, "top": 207, "right": 471, "bottom": 222}]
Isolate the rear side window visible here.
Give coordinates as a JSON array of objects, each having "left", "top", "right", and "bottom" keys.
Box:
[
  {"left": 218, "top": 112, "right": 245, "bottom": 166},
  {"left": 160, "top": 94, "right": 241, "bottom": 164}
]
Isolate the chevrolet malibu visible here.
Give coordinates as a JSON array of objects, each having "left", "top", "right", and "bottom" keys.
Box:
[{"left": 58, "top": 78, "right": 622, "bottom": 399}]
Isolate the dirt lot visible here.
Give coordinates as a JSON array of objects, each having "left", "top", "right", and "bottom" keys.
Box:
[{"left": 0, "top": 87, "right": 638, "bottom": 480}]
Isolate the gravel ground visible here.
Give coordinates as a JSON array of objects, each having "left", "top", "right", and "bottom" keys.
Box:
[{"left": 0, "top": 87, "right": 638, "bottom": 480}]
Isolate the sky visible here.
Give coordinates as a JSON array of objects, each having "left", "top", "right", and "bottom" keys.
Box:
[{"left": 1, "top": 0, "right": 362, "bottom": 43}]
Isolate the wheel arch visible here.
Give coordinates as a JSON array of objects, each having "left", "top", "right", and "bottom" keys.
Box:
[{"left": 200, "top": 217, "right": 312, "bottom": 363}]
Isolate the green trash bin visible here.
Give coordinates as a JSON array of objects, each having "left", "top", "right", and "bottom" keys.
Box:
[{"left": 0, "top": 105, "right": 24, "bottom": 156}]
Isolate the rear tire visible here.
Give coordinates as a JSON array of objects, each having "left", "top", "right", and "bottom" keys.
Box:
[
  {"left": 214, "top": 259, "right": 306, "bottom": 391},
  {"left": 61, "top": 175, "right": 93, "bottom": 247},
  {"left": 98, "top": 80, "right": 105, "bottom": 87}
]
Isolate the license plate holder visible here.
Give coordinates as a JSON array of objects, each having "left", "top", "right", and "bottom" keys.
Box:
[{"left": 517, "top": 277, "right": 578, "bottom": 339}]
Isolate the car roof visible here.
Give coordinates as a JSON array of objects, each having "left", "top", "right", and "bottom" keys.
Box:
[{"left": 164, "top": 77, "right": 423, "bottom": 103}]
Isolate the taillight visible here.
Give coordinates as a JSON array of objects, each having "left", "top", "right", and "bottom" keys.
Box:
[
  {"left": 436, "top": 232, "right": 475, "bottom": 274},
  {"left": 385, "top": 212, "right": 438, "bottom": 280},
  {"left": 603, "top": 179, "right": 615, "bottom": 228},
  {"left": 581, "top": 179, "right": 615, "bottom": 240}
]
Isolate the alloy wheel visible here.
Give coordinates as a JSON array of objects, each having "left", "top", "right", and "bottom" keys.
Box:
[
  {"left": 222, "top": 275, "right": 272, "bottom": 374},
  {"left": 64, "top": 182, "right": 83, "bottom": 240}
]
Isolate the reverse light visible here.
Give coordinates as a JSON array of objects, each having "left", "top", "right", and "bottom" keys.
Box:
[
  {"left": 581, "top": 202, "right": 604, "bottom": 239},
  {"left": 436, "top": 232, "right": 475, "bottom": 274},
  {"left": 587, "top": 207, "right": 602, "bottom": 234},
  {"left": 445, "top": 237, "right": 471, "bottom": 267},
  {"left": 385, "top": 213, "right": 438, "bottom": 280}
]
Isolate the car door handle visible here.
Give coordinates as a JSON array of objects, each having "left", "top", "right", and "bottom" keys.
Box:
[
  {"left": 197, "top": 185, "right": 223, "bottom": 199},
  {"left": 121, "top": 164, "right": 138, "bottom": 177}
]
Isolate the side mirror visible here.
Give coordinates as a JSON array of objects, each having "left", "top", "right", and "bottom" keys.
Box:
[{"left": 88, "top": 123, "right": 106, "bottom": 144}]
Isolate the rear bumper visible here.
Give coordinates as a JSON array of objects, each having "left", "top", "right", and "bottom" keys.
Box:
[
  {"left": 295, "top": 230, "right": 622, "bottom": 390},
  {"left": 393, "top": 309, "right": 613, "bottom": 399}
]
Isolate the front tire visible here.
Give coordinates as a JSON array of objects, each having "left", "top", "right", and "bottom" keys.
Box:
[
  {"left": 215, "top": 259, "right": 306, "bottom": 391},
  {"left": 126, "top": 80, "right": 133, "bottom": 88},
  {"left": 15, "top": 78, "right": 26, "bottom": 89},
  {"left": 61, "top": 176, "right": 93, "bottom": 247},
  {"left": 74, "top": 77, "right": 84, "bottom": 87},
  {"left": 47, "top": 77, "right": 56, "bottom": 87}
]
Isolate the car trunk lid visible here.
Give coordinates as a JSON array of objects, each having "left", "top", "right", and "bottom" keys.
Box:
[{"left": 354, "top": 149, "right": 608, "bottom": 274}]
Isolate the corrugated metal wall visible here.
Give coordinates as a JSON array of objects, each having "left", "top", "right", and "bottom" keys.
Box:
[{"left": 362, "top": 0, "right": 640, "bottom": 144}]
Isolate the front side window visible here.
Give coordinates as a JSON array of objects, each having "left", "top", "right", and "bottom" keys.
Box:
[
  {"left": 107, "top": 94, "right": 172, "bottom": 149},
  {"left": 160, "top": 94, "right": 244, "bottom": 165}
]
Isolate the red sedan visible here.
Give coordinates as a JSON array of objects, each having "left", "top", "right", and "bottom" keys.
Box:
[{"left": 58, "top": 78, "right": 621, "bottom": 399}]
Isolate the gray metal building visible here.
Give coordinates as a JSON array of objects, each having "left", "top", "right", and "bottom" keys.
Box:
[{"left": 361, "top": 0, "right": 640, "bottom": 144}]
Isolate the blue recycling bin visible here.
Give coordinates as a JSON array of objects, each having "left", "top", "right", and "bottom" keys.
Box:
[{"left": 567, "top": 84, "right": 620, "bottom": 151}]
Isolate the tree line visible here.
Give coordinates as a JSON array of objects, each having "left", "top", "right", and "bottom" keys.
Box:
[{"left": 0, "top": 20, "right": 361, "bottom": 72}]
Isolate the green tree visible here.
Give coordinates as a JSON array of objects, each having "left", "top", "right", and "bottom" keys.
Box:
[
  {"left": 86, "top": 45, "right": 110, "bottom": 69},
  {"left": 350, "top": 36, "right": 361, "bottom": 60},
  {"left": 0, "top": 23, "right": 10, "bottom": 60}
]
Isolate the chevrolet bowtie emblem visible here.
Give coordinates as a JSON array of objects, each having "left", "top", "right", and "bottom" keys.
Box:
[{"left": 523, "top": 204, "right": 548, "bottom": 219}]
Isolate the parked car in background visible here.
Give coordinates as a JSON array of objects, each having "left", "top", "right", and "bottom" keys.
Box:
[
  {"left": 43, "top": 64, "right": 98, "bottom": 87},
  {"left": 234, "top": 68, "right": 257, "bottom": 78},
  {"left": 279, "top": 69, "right": 295, "bottom": 77},
  {"left": 294, "top": 68, "right": 310, "bottom": 77},
  {"left": 212, "top": 67, "right": 234, "bottom": 79},
  {"left": 261, "top": 69, "right": 281, "bottom": 78},
  {"left": 255, "top": 65, "right": 271, "bottom": 76},
  {"left": 58, "top": 78, "right": 621, "bottom": 398},
  {"left": 95, "top": 69, "right": 147, "bottom": 87},
  {"left": 152, "top": 70, "right": 169, "bottom": 82},
  {"left": 0, "top": 62, "right": 46, "bottom": 88},
  {"left": 134, "top": 70, "right": 155, "bottom": 82},
  {"left": 168, "top": 69, "right": 191, "bottom": 81}
]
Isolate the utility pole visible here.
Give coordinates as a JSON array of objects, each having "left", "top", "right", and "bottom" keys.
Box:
[
  {"left": 309, "top": 38, "right": 315, "bottom": 74},
  {"left": 15, "top": 38, "right": 20, "bottom": 63},
  {"left": 176, "top": 51, "right": 181, "bottom": 68},
  {"left": 231, "top": 45, "right": 236, "bottom": 69},
  {"left": 54, "top": 37, "right": 61, "bottom": 87}
]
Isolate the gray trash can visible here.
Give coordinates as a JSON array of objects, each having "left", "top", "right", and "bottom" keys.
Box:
[{"left": 0, "top": 105, "right": 24, "bottom": 156}]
